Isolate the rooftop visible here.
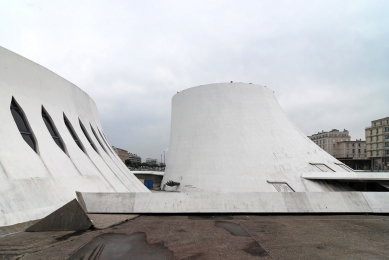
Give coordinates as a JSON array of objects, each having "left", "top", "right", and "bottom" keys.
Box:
[{"left": 1, "top": 214, "right": 388, "bottom": 259}]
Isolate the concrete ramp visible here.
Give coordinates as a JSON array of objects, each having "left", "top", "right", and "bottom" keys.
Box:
[{"left": 26, "top": 199, "right": 92, "bottom": 232}]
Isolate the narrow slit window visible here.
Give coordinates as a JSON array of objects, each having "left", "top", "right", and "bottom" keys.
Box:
[
  {"left": 97, "top": 128, "right": 114, "bottom": 154},
  {"left": 79, "top": 119, "right": 99, "bottom": 154},
  {"left": 10, "top": 98, "right": 37, "bottom": 152},
  {"left": 42, "top": 107, "right": 66, "bottom": 153},
  {"left": 90, "top": 124, "right": 107, "bottom": 153},
  {"left": 64, "top": 114, "right": 85, "bottom": 153}
]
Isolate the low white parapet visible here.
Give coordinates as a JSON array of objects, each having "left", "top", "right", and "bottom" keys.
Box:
[
  {"left": 76, "top": 191, "right": 389, "bottom": 214},
  {"left": 301, "top": 172, "right": 389, "bottom": 180}
]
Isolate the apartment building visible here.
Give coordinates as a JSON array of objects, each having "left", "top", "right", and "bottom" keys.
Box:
[
  {"left": 112, "top": 146, "right": 142, "bottom": 164},
  {"left": 336, "top": 140, "right": 366, "bottom": 159},
  {"left": 129, "top": 153, "right": 142, "bottom": 164},
  {"left": 365, "top": 117, "right": 389, "bottom": 169},
  {"left": 112, "top": 146, "right": 130, "bottom": 162},
  {"left": 308, "top": 129, "right": 350, "bottom": 157},
  {"left": 146, "top": 158, "right": 157, "bottom": 165}
]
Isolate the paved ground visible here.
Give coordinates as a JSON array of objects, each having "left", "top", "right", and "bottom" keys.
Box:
[{"left": 0, "top": 214, "right": 388, "bottom": 259}]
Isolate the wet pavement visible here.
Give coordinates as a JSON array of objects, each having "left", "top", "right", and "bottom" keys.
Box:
[{"left": 1, "top": 214, "right": 389, "bottom": 259}]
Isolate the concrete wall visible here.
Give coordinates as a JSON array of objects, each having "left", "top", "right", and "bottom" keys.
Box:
[
  {"left": 77, "top": 191, "right": 389, "bottom": 214},
  {"left": 162, "top": 83, "right": 353, "bottom": 193},
  {"left": 0, "top": 46, "right": 149, "bottom": 227}
]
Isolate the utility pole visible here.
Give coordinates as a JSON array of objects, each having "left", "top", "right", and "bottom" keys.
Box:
[{"left": 164, "top": 151, "right": 165, "bottom": 164}]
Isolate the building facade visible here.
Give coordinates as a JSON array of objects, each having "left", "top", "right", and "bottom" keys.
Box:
[
  {"left": 112, "top": 146, "right": 130, "bottom": 162},
  {"left": 162, "top": 83, "right": 355, "bottom": 193},
  {"left": 129, "top": 153, "right": 142, "bottom": 164},
  {"left": 365, "top": 117, "right": 389, "bottom": 169},
  {"left": 146, "top": 158, "right": 157, "bottom": 165},
  {"left": 0, "top": 46, "right": 149, "bottom": 228},
  {"left": 308, "top": 129, "right": 351, "bottom": 157},
  {"left": 336, "top": 140, "right": 366, "bottom": 159}
]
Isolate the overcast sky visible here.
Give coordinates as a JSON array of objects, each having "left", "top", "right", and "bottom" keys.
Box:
[{"left": 1, "top": 1, "right": 388, "bottom": 161}]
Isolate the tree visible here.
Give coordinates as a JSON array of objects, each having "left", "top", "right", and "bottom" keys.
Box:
[{"left": 125, "top": 159, "right": 133, "bottom": 167}]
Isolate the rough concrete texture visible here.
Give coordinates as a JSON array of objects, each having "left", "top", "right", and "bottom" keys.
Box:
[
  {"left": 88, "top": 214, "right": 139, "bottom": 229},
  {"left": 26, "top": 199, "right": 92, "bottom": 232},
  {"left": 0, "top": 214, "right": 388, "bottom": 259}
]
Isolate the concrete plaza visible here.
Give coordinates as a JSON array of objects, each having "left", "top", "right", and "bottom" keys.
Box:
[{"left": 1, "top": 214, "right": 388, "bottom": 259}]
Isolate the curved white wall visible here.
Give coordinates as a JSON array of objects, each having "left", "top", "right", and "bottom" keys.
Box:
[
  {"left": 162, "top": 83, "right": 353, "bottom": 193},
  {"left": 0, "top": 46, "right": 149, "bottom": 227}
]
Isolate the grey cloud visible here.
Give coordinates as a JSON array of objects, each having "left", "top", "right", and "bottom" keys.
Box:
[{"left": 1, "top": 0, "right": 388, "bottom": 159}]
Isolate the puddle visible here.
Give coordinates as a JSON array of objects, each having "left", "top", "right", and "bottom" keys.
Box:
[
  {"left": 214, "top": 221, "right": 250, "bottom": 237},
  {"left": 244, "top": 241, "right": 269, "bottom": 257},
  {"left": 55, "top": 231, "right": 86, "bottom": 241},
  {"left": 188, "top": 215, "right": 234, "bottom": 220},
  {"left": 68, "top": 232, "right": 174, "bottom": 260}
]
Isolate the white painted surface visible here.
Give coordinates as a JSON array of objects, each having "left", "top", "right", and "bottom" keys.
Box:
[
  {"left": 302, "top": 172, "right": 389, "bottom": 180},
  {"left": 0, "top": 46, "right": 149, "bottom": 227},
  {"left": 162, "top": 83, "right": 353, "bottom": 193},
  {"left": 77, "top": 191, "right": 389, "bottom": 213},
  {"left": 132, "top": 171, "right": 164, "bottom": 176}
]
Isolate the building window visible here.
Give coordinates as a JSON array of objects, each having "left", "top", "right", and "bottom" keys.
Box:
[
  {"left": 64, "top": 114, "right": 85, "bottom": 153},
  {"left": 335, "top": 163, "right": 353, "bottom": 172},
  {"left": 10, "top": 98, "right": 37, "bottom": 152},
  {"left": 377, "top": 151, "right": 380, "bottom": 156},
  {"left": 310, "top": 163, "right": 335, "bottom": 172},
  {"left": 386, "top": 135, "right": 389, "bottom": 140},
  {"left": 377, "top": 129, "right": 379, "bottom": 134},
  {"left": 370, "top": 130, "right": 372, "bottom": 135},
  {"left": 42, "top": 107, "right": 65, "bottom": 153},
  {"left": 385, "top": 142, "right": 389, "bottom": 148},
  {"left": 79, "top": 120, "right": 99, "bottom": 154},
  {"left": 90, "top": 124, "right": 108, "bottom": 153},
  {"left": 374, "top": 122, "right": 376, "bottom": 126},
  {"left": 386, "top": 150, "right": 389, "bottom": 155},
  {"left": 267, "top": 181, "right": 294, "bottom": 192}
]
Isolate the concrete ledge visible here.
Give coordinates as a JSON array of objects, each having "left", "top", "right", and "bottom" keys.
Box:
[
  {"left": 76, "top": 191, "right": 389, "bottom": 214},
  {"left": 301, "top": 172, "right": 389, "bottom": 180}
]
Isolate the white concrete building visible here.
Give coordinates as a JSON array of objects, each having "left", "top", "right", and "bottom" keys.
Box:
[
  {"left": 0, "top": 46, "right": 149, "bottom": 228},
  {"left": 76, "top": 83, "right": 389, "bottom": 214},
  {"left": 161, "top": 83, "right": 357, "bottom": 193}
]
